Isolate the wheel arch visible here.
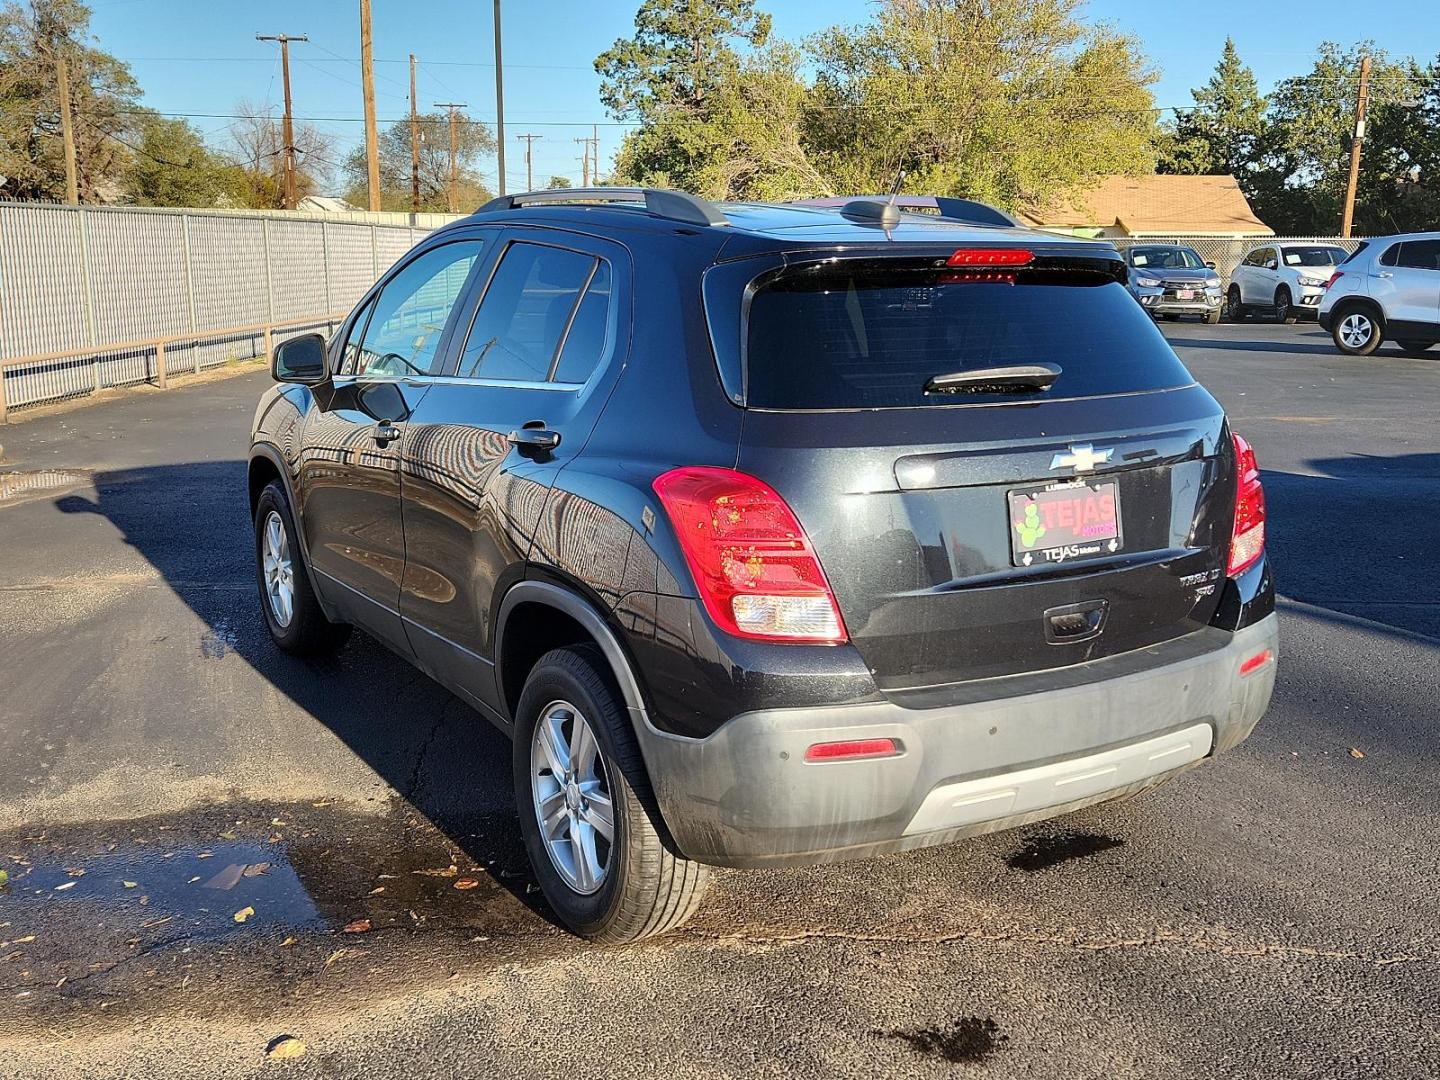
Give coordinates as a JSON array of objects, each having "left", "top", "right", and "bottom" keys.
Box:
[
  {"left": 1330, "top": 295, "right": 1385, "bottom": 328},
  {"left": 495, "top": 580, "right": 652, "bottom": 733},
  {"left": 249, "top": 444, "right": 321, "bottom": 574}
]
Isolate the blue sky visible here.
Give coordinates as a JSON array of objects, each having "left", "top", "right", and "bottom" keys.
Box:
[{"left": 86, "top": 0, "right": 1440, "bottom": 196}]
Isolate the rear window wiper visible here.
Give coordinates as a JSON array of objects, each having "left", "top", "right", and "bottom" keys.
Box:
[{"left": 924, "top": 363, "right": 1061, "bottom": 394}]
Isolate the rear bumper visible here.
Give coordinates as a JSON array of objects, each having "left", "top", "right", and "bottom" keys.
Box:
[{"left": 639, "top": 614, "right": 1278, "bottom": 867}]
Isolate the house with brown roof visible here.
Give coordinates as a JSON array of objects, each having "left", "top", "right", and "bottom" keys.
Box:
[{"left": 1019, "top": 174, "right": 1272, "bottom": 238}]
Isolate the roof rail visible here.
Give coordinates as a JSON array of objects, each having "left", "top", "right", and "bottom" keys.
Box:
[
  {"left": 790, "top": 195, "right": 1021, "bottom": 229},
  {"left": 476, "top": 186, "right": 729, "bottom": 228}
]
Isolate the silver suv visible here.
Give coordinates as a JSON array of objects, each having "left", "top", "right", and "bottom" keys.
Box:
[
  {"left": 1122, "top": 244, "right": 1224, "bottom": 323},
  {"left": 1319, "top": 233, "right": 1440, "bottom": 356}
]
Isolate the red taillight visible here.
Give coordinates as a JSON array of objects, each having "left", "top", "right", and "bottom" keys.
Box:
[
  {"left": 1227, "top": 432, "right": 1266, "bottom": 577},
  {"left": 804, "top": 738, "right": 899, "bottom": 762},
  {"left": 1323, "top": 271, "right": 1343, "bottom": 289},
  {"left": 1239, "top": 648, "right": 1273, "bottom": 677},
  {"left": 652, "top": 467, "right": 848, "bottom": 644},
  {"left": 946, "top": 248, "right": 1034, "bottom": 267},
  {"left": 938, "top": 270, "right": 1017, "bottom": 285}
]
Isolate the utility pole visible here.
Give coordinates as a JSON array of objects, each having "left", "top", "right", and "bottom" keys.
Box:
[
  {"left": 435, "top": 103, "right": 467, "bottom": 213},
  {"left": 256, "top": 33, "right": 307, "bottom": 210},
  {"left": 409, "top": 54, "right": 421, "bottom": 214},
  {"left": 575, "top": 137, "right": 590, "bottom": 186},
  {"left": 517, "top": 133, "right": 540, "bottom": 190},
  {"left": 1340, "top": 53, "right": 1372, "bottom": 238},
  {"left": 360, "top": 0, "right": 381, "bottom": 211},
  {"left": 54, "top": 55, "right": 78, "bottom": 204},
  {"left": 492, "top": 0, "right": 506, "bottom": 195},
  {"left": 591, "top": 124, "right": 600, "bottom": 184}
]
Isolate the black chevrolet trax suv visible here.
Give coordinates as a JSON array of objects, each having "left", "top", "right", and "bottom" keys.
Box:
[{"left": 249, "top": 188, "right": 1277, "bottom": 942}]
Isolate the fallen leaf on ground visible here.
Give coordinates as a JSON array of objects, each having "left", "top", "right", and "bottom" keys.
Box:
[
  {"left": 342, "top": 918, "right": 372, "bottom": 934},
  {"left": 0, "top": 870, "right": 8, "bottom": 887},
  {"left": 412, "top": 865, "right": 458, "bottom": 878},
  {"left": 197, "top": 851, "right": 213, "bottom": 860},
  {"left": 187, "top": 876, "right": 201, "bottom": 884},
  {"left": 324, "top": 948, "right": 347, "bottom": 967},
  {"left": 242, "top": 862, "right": 271, "bottom": 878},
  {"left": 270, "top": 818, "right": 287, "bottom": 827},
  {"left": 266, "top": 1035, "right": 306, "bottom": 1060},
  {"left": 66, "top": 868, "right": 85, "bottom": 878},
  {"left": 11, "top": 936, "right": 35, "bottom": 945},
  {"left": 368, "top": 886, "right": 385, "bottom": 895},
  {"left": 312, "top": 800, "right": 334, "bottom": 808},
  {"left": 278, "top": 936, "right": 296, "bottom": 947},
  {"left": 1349, "top": 747, "right": 1366, "bottom": 759},
  {"left": 140, "top": 917, "right": 172, "bottom": 929},
  {"left": 53, "top": 881, "right": 76, "bottom": 892},
  {"left": 233, "top": 906, "right": 255, "bottom": 924},
  {"left": 453, "top": 878, "right": 480, "bottom": 891},
  {"left": 122, "top": 881, "right": 138, "bottom": 889}
]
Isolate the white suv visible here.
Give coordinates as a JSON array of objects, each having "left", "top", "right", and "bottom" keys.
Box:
[
  {"left": 1228, "top": 242, "right": 1350, "bottom": 324},
  {"left": 1319, "top": 234, "right": 1440, "bottom": 356}
]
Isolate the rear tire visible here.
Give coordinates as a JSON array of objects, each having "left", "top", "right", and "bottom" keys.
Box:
[
  {"left": 1333, "top": 307, "right": 1383, "bottom": 356},
  {"left": 513, "top": 645, "right": 710, "bottom": 943},
  {"left": 254, "top": 482, "right": 351, "bottom": 656},
  {"left": 1274, "top": 287, "right": 1298, "bottom": 324}
]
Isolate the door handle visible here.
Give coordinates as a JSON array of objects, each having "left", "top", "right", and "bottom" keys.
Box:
[
  {"left": 507, "top": 426, "right": 561, "bottom": 452},
  {"left": 372, "top": 420, "right": 402, "bottom": 445},
  {"left": 1375, "top": 271, "right": 1394, "bottom": 279}
]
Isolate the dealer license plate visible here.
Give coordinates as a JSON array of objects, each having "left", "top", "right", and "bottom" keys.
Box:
[{"left": 1008, "top": 481, "right": 1123, "bottom": 567}]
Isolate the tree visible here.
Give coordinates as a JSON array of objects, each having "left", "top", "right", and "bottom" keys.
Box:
[
  {"left": 1246, "top": 42, "right": 1412, "bottom": 233},
  {"left": 0, "top": 0, "right": 139, "bottom": 201},
  {"left": 807, "top": 0, "right": 1159, "bottom": 213},
  {"left": 595, "top": 0, "right": 771, "bottom": 118},
  {"left": 122, "top": 111, "right": 243, "bottom": 207},
  {"left": 227, "top": 100, "right": 335, "bottom": 210},
  {"left": 342, "top": 112, "right": 495, "bottom": 212},
  {"left": 1162, "top": 38, "right": 1266, "bottom": 178},
  {"left": 546, "top": 174, "right": 573, "bottom": 188},
  {"left": 614, "top": 41, "right": 827, "bottom": 200}
]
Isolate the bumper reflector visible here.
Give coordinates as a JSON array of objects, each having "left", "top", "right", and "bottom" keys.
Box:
[
  {"left": 804, "top": 738, "right": 900, "bottom": 763},
  {"left": 1239, "top": 648, "right": 1273, "bottom": 677}
]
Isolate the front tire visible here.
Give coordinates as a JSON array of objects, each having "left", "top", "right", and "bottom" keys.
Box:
[
  {"left": 1333, "top": 308, "right": 1383, "bottom": 356},
  {"left": 254, "top": 482, "right": 351, "bottom": 656},
  {"left": 1204, "top": 305, "right": 1222, "bottom": 324},
  {"left": 1226, "top": 286, "right": 1247, "bottom": 321},
  {"left": 1275, "top": 287, "right": 1298, "bottom": 324},
  {"left": 514, "top": 645, "right": 709, "bottom": 942}
]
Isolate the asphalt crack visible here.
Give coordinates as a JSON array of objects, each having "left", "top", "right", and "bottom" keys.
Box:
[{"left": 679, "top": 924, "right": 1431, "bottom": 969}]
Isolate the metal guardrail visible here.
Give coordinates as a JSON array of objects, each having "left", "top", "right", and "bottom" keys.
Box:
[{"left": 0, "top": 312, "right": 344, "bottom": 423}]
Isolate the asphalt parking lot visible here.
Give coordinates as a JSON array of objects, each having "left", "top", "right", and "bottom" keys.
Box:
[{"left": 1, "top": 321, "right": 1437, "bottom": 1078}]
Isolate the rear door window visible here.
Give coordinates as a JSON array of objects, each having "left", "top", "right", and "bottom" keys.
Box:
[
  {"left": 455, "top": 242, "right": 602, "bottom": 383},
  {"left": 1395, "top": 239, "right": 1440, "bottom": 270},
  {"left": 742, "top": 264, "right": 1194, "bottom": 410}
]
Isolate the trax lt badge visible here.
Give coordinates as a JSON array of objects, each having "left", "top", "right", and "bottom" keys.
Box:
[{"left": 1050, "top": 443, "right": 1113, "bottom": 473}]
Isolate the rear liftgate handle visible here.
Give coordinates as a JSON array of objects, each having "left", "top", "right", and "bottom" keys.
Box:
[{"left": 1044, "top": 600, "right": 1108, "bottom": 645}]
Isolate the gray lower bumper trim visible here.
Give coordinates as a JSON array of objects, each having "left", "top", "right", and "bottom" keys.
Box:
[{"left": 634, "top": 615, "right": 1279, "bottom": 868}]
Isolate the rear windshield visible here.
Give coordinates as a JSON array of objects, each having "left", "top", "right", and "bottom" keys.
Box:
[{"left": 744, "top": 268, "right": 1194, "bottom": 410}]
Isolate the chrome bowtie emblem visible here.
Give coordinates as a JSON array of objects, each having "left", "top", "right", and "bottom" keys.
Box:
[{"left": 1050, "top": 443, "right": 1113, "bottom": 473}]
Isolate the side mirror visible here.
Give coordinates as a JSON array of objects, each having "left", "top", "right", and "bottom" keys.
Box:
[
  {"left": 1264, "top": 259, "right": 1278, "bottom": 271},
  {"left": 1205, "top": 261, "right": 1217, "bottom": 270},
  {"left": 272, "top": 333, "right": 329, "bottom": 385}
]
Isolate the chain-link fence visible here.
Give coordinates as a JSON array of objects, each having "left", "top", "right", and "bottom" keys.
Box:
[
  {"left": 1109, "top": 236, "right": 1365, "bottom": 283},
  {"left": 0, "top": 202, "right": 433, "bottom": 417}
]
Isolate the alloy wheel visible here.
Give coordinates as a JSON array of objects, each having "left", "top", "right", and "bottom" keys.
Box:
[
  {"left": 261, "top": 510, "right": 294, "bottom": 628},
  {"left": 1339, "top": 313, "right": 1374, "bottom": 350},
  {"left": 530, "top": 700, "right": 615, "bottom": 895}
]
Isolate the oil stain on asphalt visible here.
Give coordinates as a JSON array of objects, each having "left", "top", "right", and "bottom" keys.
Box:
[
  {"left": 1005, "top": 831, "right": 1126, "bottom": 872},
  {"left": 878, "top": 1016, "right": 1008, "bottom": 1064}
]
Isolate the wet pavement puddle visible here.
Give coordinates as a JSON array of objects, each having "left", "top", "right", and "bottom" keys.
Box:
[
  {"left": 0, "top": 800, "right": 563, "bottom": 1032},
  {"left": 0, "top": 470, "right": 92, "bottom": 508}
]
